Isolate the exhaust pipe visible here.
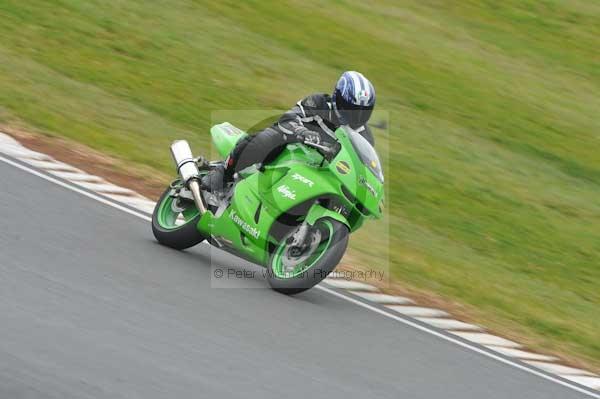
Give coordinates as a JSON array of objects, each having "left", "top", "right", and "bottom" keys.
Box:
[{"left": 170, "top": 140, "right": 207, "bottom": 215}]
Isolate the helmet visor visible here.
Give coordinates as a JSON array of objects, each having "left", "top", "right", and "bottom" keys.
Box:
[{"left": 335, "top": 95, "right": 374, "bottom": 128}]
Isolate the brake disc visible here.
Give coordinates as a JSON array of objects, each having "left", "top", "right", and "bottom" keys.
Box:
[
  {"left": 281, "top": 228, "right": 322, "bottom": 273},
  {"left": 170, "top": 197, "right": 188, "bottom": 213}
]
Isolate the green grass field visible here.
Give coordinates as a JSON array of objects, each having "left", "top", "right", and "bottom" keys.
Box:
[{"left": 1, "top": 1, "right": 599, "bottom": 368}]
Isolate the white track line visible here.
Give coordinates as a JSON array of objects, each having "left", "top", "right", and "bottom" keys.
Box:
[
  {"left": 0, "top": 152, "right": 598, "bottom": 398},
  {"left": 526, "top": 361, "right": 596, "bottom": 377},
  {"left": 316, "top": 286, "right": 600, "bottom": 398},
  {"left": 564, "top": 376, "right": 600, "bottom": 391},
  {"left": 0, "top": 155, "right": 151, "bottom": 222}
]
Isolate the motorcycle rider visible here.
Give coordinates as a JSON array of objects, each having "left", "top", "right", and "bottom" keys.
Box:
[{"left": 202, "top": 71, "right": 376, "bottom": 192}]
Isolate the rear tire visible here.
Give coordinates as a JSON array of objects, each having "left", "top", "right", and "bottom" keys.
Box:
[
  {"left": 267, "top": 219, "right": 349, "bottom": 295},
  {"left": 152, "top": 186, "right": 206, "bottom": 250}
]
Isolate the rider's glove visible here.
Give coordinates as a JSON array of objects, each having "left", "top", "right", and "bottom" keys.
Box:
[{"left": 295, "top": 127, "right": 321, "bottom": 145}]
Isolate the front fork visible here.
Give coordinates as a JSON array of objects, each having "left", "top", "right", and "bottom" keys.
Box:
[
  {"left": 287, "top": 203, "right": 350, "bottom": 252},
  {"left": 287, "top": 222, "right": 311, "bottom": 253}
]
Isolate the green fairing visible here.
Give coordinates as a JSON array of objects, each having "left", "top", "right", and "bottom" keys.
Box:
[
  {"left": 190, "top": 125, "right": 383, "bottom": 266},
  {"left": 210, "top": 122, "right": 248, "bottom": 158},
  {"left": 329, "top": 128, "right": 384, "bottom": 218},
  {"left": 304, "top": 204, "right": 350, "bottom": 229}
]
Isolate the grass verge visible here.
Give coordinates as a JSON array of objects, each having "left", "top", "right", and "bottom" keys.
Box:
[{"left": 0, "top": 0, "right": 598, "bottom": 370}]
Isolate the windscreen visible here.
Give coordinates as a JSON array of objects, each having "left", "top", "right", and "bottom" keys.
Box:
[{"left": 347, "top": 129, "right": 384, "bottom": 183}]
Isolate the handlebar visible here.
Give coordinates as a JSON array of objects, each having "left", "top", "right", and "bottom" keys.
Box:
[{"left": 302, "top": 140, "right": 339, "bottom": 161}]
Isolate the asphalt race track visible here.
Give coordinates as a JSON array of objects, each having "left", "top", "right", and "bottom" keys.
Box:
[{"left": 0, "top": 158, "right": 592, "bottom": 398}]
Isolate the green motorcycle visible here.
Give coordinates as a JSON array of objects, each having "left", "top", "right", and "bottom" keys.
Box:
[{"left": 152, "top": 122, "right": 384, "bottom": 294}]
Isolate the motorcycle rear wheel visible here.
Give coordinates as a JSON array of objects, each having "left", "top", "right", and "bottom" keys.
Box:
[{"left": 152, "top": 185, "right": 206, "bottom": 250}]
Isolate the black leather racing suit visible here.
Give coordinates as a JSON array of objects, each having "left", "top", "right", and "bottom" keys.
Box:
[{"left": 222, "top": 93, "right": 374, "bottom": 182}]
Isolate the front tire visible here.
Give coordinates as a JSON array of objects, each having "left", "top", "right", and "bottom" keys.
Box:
[
  {"left": 152, "top": 185, "right": 206, "bottom": 250},
  {"left": 267, "top": 218, "right": 349, "bottom": 295}
]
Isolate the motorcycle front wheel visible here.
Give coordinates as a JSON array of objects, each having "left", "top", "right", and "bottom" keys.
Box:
[{"left": 267, "top": 218, "right": 349, "bottom": 295}]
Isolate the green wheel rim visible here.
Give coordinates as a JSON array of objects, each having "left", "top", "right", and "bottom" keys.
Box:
[
  {"left": 156, "top": 191, "right": 200, "bottom": 230},
  {"left": 271, "top": 220, "right": 334, "bottom": 279}
]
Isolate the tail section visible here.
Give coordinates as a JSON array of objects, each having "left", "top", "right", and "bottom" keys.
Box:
[{"left": 210, "top": 122, "right": 248, "bottom": 158}]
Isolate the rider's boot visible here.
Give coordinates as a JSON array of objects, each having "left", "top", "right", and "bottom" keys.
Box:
[
  {"left": 200, "top": 134, "right": 251, "bottom": 193},
  {"left": 200, "top": 163, "right": 227, "bottom": 193}
]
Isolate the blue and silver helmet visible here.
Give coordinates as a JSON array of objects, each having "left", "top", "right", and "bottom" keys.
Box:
[{"left": 332, "top": 71, "right": 376, "bottom": 128}]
